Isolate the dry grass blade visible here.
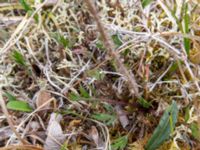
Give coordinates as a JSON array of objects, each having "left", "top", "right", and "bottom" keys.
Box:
[{"left": 0, "top": 145, "right": 43, "bottom": 150}]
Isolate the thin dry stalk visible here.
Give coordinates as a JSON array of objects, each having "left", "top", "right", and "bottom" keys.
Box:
[
  {"left": 84, "top": 0, "right": 140, "bottom": 98},
  {"left": 0, "top": 145, "right": 43, "bottom": 150}
]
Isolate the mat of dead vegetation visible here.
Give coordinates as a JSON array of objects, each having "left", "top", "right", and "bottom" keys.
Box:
[{"left": 0, "top": 0, "right": 200, "bottom": 150}]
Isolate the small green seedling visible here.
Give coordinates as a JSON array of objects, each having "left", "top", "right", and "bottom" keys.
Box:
[
  {"left": 111, "top": 135, "right": 128, "bottom": 150},
  {"left": 91, "top": 113, "right": 116, "bottom": 125},
  {"left": 4, "top": 92, "right": 32, "bottom": 112},
  {"left": 19, "top": 0, "right": 38, "bottom": 22},
  {"left": 11, "top": 50, "right": 27, "bottom": 67}
]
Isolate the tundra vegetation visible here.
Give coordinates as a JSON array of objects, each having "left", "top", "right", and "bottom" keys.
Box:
[{"left": 0, "top": 0, "right": 200, "bottom": 150}]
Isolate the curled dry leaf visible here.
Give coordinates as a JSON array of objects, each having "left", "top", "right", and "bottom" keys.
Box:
[
  {"left": 115, "top": 105, "right": 129, "bottom": 128},
  {"left": 44, "top": 113, "right": 65, "bottom": 150},
  {"left": 88, "top": 126, "right": 105, "bottom": 149},
  {"left": 89, "top": 126, "right": 99, "bottom": 146},
  {"left": 36, "top": 90, "right": 51, "bottom": 109},
  {"left": 68, "top": 119, "right": 81, "bottom": 129}
]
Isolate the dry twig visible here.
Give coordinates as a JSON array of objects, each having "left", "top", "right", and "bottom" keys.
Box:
[{"left": 84, "top": 0, "right": 140, "bottom": 98}]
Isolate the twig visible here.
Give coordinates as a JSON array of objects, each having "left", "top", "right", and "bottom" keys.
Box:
[
  {"left": 149, "top": 63, "right": 173, "bottom": 92},
  {"left": 84, "top": 0, "right": 140, "bottom": 98}
]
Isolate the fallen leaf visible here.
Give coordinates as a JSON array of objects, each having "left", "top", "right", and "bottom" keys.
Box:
[
  {"left": 36, "top": 90, "right": 51, "bottom": 109},
  {"left": 89, "top": 126, "right": 99, "bottom": 146},
  {"left": 115, "top": 105, "right": 129, "bottom": 128},
  {"left": 44, "top": 113, "right": 65, "bottom": 150},
  {"left": 0, "top": 127, "right": 13, "bottom": 142},
  {"left": 68, "top": 119, "right": 81, "bottom": 129}
]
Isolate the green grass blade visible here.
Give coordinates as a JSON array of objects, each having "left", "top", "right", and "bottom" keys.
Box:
[
  {"left": 142, "top": 0, "right": 153, "bottom": 8},
  {"left": 145, "top": 101, "right": 178, "bottom": 150},
  {"left": 111, "top": 136, "right": 128, "bottom": 150},
  {"left": 19, "top": 0, "right": 32, "bottom": 12},
  {"left": 91, "top": 113, "right": 116, "bottom": 125},
  {"left": 112, "top": 34, "right": 122, "bottom": 48},
  {"left": 79, "top": 85, "right": 90, "bottom": 98},
  {"left": 183, "top": 3, "right": 190, "bottom": 55},
  {"left": 11, "top": 50, "right": 27, "bottom": 67}
]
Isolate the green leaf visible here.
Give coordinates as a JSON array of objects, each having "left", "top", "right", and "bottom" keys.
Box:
[
  {"left": 190, "top": 122, "right": 200, "bottom": 140},
  {"left": 184, "top": 106, "right": 190, "bottom": 123},
  {"left": 112, "top": 34, "right": 123, "bottom": 48},
  {"left": 167, "top": 61, "right": 178, "bottom": 75},
  {"left": 7, "top": 100, "right": 32, "bottom": 112},
  {"left": 183, "top": 4, "right": 190, "bottom": 34},
  {"left": 79, "top": 85, "right": 90, "bottom": 98},
  {"left": 145, "top": 101, "right": 178, "bottom": 150},
  {"left": 68, "top": 92, "right": 80, "bottom": 101},
  {"left": 4, "top": 92, "right": 17, "bottom": 101},
  {"left": 19, "top": 0, "right": 39, "bottom": 23},
  {"left": 58, "top": 34, "right": 70, "bottom": 48},
  {"left": 63, "top": 109, "right": 80, "bottom": 117},
  {"left": 111, "top": 136, "right": 128, "bottom": 150},
  {"left": 50, "top": 32, "right": 70, "bottom": 48},
  {"left": 91, "top": 113, "right": 116, "bottom": 125},
  {"left": 19, "top": 0, "right": 32, "bottom": 12},
  {"left": 96, "top": 41, "right": 105, "bottom": 50},
  {"left": 11, "top": 50, "right": 27, "bottom": 67},
  {"left": 103, "top": 103, "right": 114, "bottom": 112},
  {"left": 138, "top": 97, "right": 152, "bottom": 108},
  {"left": 183, "top": 3, "right": 190, "bottom": 55},
  {"left": 184, "top": 38, "right": 190, "bottom": 55},
  {"left": 142, "top": 0, "right": 153, "bottom": 8}
]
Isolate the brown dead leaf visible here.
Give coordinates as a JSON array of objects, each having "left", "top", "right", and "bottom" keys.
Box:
[
  {"left": 68, "top": 119, "right": 81, "bottom": 129},
  {"left": 36, "top": 90, "right": 51, "bottom": 109}
]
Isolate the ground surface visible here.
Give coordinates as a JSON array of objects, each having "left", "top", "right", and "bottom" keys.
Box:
[{"left": 0, "top": 0, "right": 200, "bottom": 150}]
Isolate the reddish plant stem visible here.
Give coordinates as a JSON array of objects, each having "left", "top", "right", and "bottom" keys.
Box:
[{"left": 85, "top": 0, "right": 140, "bottom": 98}]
